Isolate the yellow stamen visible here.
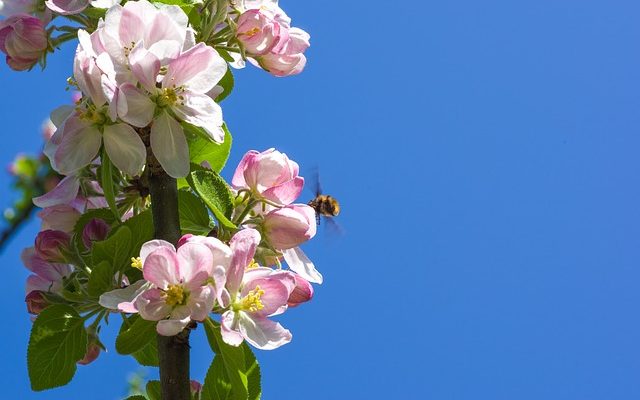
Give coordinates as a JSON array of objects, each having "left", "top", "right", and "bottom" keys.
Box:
[
  {"left": 131, "top": 257, "right": 143, "bottom": 270},
  {"left": 243, "top": 27, "right": 261, "bottom": 37},
  {"left": 241, "top": 285, "right": 265, "bottom": 312},
  {"left": 164, "top": 284, "right": 186, "bottom": 307},
  {"left": 246, "top": 259, "right": 260, "bottom": 270}
]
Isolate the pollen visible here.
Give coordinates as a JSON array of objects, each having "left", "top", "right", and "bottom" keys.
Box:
[
  {"left": 164, "top": 284, "right": 186, "bottom": 307},
  {"left": 131, "top": 257, "right": 143, "bottom": 270},
  {"left": 246, "top": 259, "right": 260, "bottom": 270},
  {"left": 241, "top": 285, "right": 265, "bottom": 312},
  {"left": 157, "top": 87, "right": 185, "bottom": 108},
  {"left": 243, "top": 27, "right": 261, "bottom": 37}
]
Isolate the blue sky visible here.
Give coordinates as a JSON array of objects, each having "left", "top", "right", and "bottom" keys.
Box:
[{"left": 2, "top": 0, "right": 640, "bottom": 398}]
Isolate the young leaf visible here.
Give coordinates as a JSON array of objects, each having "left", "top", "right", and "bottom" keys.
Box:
[
  {"left": 91, "top": 225, "right": 133, "bottom": 273},
  {"left": 188, "top": 170, "right": 236, "bottom": 230},
  {"left": 178, "top": 188, "right": 213, "bottom": 235},
  {"left": 201, "top": 356, "right": 232, "bottom": 400},
  {"left": 185, "top": 124, "right": 233, "bottom": 173},
  {"left": 146, "top": 380, "right": 161, "bottom": 400},
  {"left": 100, "top": 150, "right": 122, "bottom": 222},
  {"left": 203, "top": 319, "right": 262, "bottom": 400},
  {"left": 116, "top": 315, "right": 157, "bottom": 355},
  {"left": 28, "top": 305, "right": 88, "bottom": 391}
]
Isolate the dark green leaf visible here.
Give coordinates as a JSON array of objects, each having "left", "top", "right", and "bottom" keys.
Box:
[
  {"left": 116, "top": 315, "right": 157, "bottom": 355},
  {"left": 122, "top": 210, "right": 154, "bottom": 256},
  {"left": 201, "top": 356, "right": 232, "bottom": 400},
  {"left": 215, "top": 68, "right": 234, "bottom": 102},
  {"left": 188, "top": 170, "right": 236, "bottom": 230},
  {"left": 146, "top": 380, "right": 161, "bottom": 400},
  {"left": 203, "top": 319, "right": 261, "bottom": 400},
  {"left": 124, "top": 396, "right": 147, "bottom": 400},
  {"left": 28, "top": 305, "right": 88, "bottom": 391},
  {"left": 91, "top": 225, "right": 132, "bottom": 273},
  {"left": 88, "top": 260, "right": 113, "bottom": 297},
  {"left": 185, "top": 123, "right": 233, "bottom": 173},
  {"left": 179, "top": 189, "right": 213, "bottom": 235},
  {"left": 100, "top": 150, "right": 122, "bottom": 222},
  {"left": 120, "top": 315, "right": 159, "bottom": 366}
]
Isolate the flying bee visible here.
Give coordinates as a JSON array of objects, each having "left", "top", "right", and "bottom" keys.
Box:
[{"left": 307, "top": 169, "right": 341, "bottom": 229}]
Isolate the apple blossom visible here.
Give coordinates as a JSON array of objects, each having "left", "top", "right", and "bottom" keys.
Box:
[
  {"left": 38, "top": 204, "right": 81, "bottom": 233},
  {"left": 34, "top": 229, "right": 71, "bottom": 263},
  {"left": 0, "top": 14, "right": 47, "bottom": 71},
  {"left": 287, "top": 273, "right": 313, "bottom": 308},
  {"left": 232, "top": 148, "right": 304, "bottom": 205},
  {"left": 22, "top": 247, "right": 73, "bottom": 295},
  {"left": 236, "top": 9, "right": 284, "bottom": 56},
  {"left": 263, "top": 204, "right": 316, "bottom": 249}
]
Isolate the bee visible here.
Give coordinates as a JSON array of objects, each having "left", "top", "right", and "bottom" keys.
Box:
[{"left": 307, "top": 169, "right": 341, "bottom": 226}]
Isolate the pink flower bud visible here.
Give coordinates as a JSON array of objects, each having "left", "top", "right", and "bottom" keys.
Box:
[
  {"left": 177, "top": 234, "right": 194, "bottom": 248},
  {"left": 25, "top": 290, "right": 48, "bottom": 315},
  {"left": 81, "top": 218, "right": 111, "bottom": 248},
  {"left": 38, "top": 205, "right": 81, "bottom": 233},
  {"left": 255, "top": 27, "right": 310, "bottom": 77},
  {"left": 232, "top": 148, "right": 304, "bottom": 205},
  {"left": 34, "top": 229, "right": 70, "bottom": 263},
  {"left": 236, "top": 9, "right": 284, "bottom": 56},
  {"left": 190, "top": 380, "right": 202, "bottom": 396},
  {"left": 263, "top": 204, "right": 316, "bottom": 249},
  {"left": 0, "top": 14, "right": 48, "bottom": 71},
  {"left": 287, "top": 274, "right": 314, "bottom": 307},
  {"left": 77, "top": 341, "right": 101, "bottom": 365}
]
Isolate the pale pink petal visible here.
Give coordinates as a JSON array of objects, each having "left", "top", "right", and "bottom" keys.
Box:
[
  {"left": 227, "top": 229, "right": 261, "bottom": 294},
  {"left": 176, "top": 242, "right": 213, "bottom": 288},
  {"left": 163, "top": 43, "right": 227, "bottom": 94},
  {"left": 150, "top": 111, "right": 189, "bottom": 178},
  {"left": 262, "top": 176, "right": 304, "bottom": 205},
  {"left": 146, "top": 39, "right": 181, "bottom": 64},
  {"left": 157, "top": 316, "right": 191, "bottom": 336},
  {"left": 231, "top": 150, "right": 259, "bottom": 188},
  {"left": 33, "top": 175, "right": 80, "bottom": 208},
  {"left": 172, "top": 92, "right": 224, "bottom": 142},
  {"left": 129, "top": 45, "right": 160, "bottom": 92},
  {"left": 45, "top": 0, "right": 89, "bottom": 16},
  {"left": 103, "top": 123, "right": 146, "bottom": 176},
  {"left": 54, "top": 124, "right": 102, "bottom": 175},
  {"left": 26, "top": 275, "right": 50, "bottom": 294},
  {"left": 283, "top": 246, "right": 323, "bottom": 284},
  {"left": 98, "top": 280, "right": 151, "bottom": 311},
  {"left": 140, "top": 240, "right": 175, "bottom": 264},
  {"left": 118, "top": 83, "right": 155, "bottom": 127},
  {"left": 238, "top": 313, "right": 292, "bottom": 350},
  {"left": 220, "top": 310, "right": 244, "bottom": 347},
  {"left": 240, "top": 277, "right": 290, "bottom": 317},
  {"left": 136, "top": 288, "right": 172, "bottom": 321},
  {"left": 143, "top": 247, "right": 180, "bottom": 289},
  {"left": 188, "top": 285, "right": 215, "bottom": 321},
  {"left": 38, "top": 205, "right": 81, "bottom": 233}
]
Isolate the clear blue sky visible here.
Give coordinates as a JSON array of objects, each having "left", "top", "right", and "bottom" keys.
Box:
[{"left": 2, "top": 1, "right": 640, "bottom": 398}]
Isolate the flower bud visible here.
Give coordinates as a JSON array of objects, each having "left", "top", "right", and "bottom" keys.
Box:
[
  {"left": 287, "top": 273, "right": 313, "bottom": 307},
  {"left": 82, "top": 218, "right": 111, "bottom": 249},
  {"left": 255, "top": 27, "right": 309, "bottom": 77},
  {"left": 232, "top": 148, "right": 304, "bottom": 205},
  {"left": 263, "top": 204, "right": 316, "bottom": 249},
  {"left": 0, "top": 14, "right": 48, "bottom": 71},
  {"left": 38, "top": 205, "right": 81, "bottom": 233},
  {"left": 236, "top": 9, "right": 283, "bottom": 55},
  {"left": 77, "top": 341, "right": 101, "bottom": 365},
  {"left": 34, "top": 229, "right": 71, "bottom": 263},
  {"left": 177, "top": 234, "right": 194, "bottom": 248},
  {"left": 25, "top": 290, "right": 48, "bottom": 315}
]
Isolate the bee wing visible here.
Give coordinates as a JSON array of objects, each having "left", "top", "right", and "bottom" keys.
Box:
[
  {"left": 324, "top": 217, "right": 345, "bottom": 237},
  {"left": 306, "top": 166, "right": 323, "bottom": 196}
]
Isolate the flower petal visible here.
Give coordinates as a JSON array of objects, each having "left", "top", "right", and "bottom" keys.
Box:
[
  {"left": 99, "top": 280, "right": 151, "bottom": 311},
  {"left": 239, "top": 314, "right": 292, "bottom": 350},
  {"left": 176, "top": 242, "right": 213, "bottom": 288},
  {"left": 54, "top": 123, "right": 102, "bottom": 175},
  {"left": 140, "top": 239, "right": 175, "bottom": 264},
  {"left": 103, "top": 123, "right": 146, "bottom": 176},
  {"left": 136, "top": 288, "right": 172, "bottom": 321},
  {"left": 221, "top": 310, "right": 244, "bottom": 347},
  {"left": 227, "top": 229, "right": 261, "bottom": 294},
  {"left": 172, "top": 92, "right": 224, "bottom": 142},
  {"left": 143, "top": 247, "right": 180, "bottom": 289},
  {"left": 33, "top": 175, "right": 80, "bottom": 208},
  {"left": 118, "top": 82, "right": 155, "bottom": 127},
  {"left": 188, "top": 285, "right": 215, "bottom": 321},
  {"left": 150, "top": 111, "right": 189, "bottom": 178},
  {"left": 157, "top": 316, "right": 191, "bottom": 336},
  {"left": 164, "top": 43, "right": 227, "bottom": 93},
  {"left": 283, "top": 246, "right": 323, "bottom": 284}
]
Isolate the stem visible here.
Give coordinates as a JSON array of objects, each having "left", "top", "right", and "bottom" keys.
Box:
[{"left": 144, "top": 128, "right": 191, "bottom": 400}]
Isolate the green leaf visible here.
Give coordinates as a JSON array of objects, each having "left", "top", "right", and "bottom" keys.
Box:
[
  {"left": 215, "top": 68, "right": 234, "bottom": 102},
  {"left": 185, "top": 123, "right": 233, "bottom": 173},
  {"left": 179, "top": 189, "right": 213, "bottom": 235},
  {"left": 83, "top": 7, "right": 106, "bottom": 19},
  {"left": 203, "top": 319, "right": 261, "bottom": 400},
  {"left": 188, "top": 170, "right": 236, "bottom": 230},
  {"left": 116, "top": 315, "right": 157, "bottom": 355},
  {"left": 87, "top": 260, "right": 113, "bottom": 297},
  {"left": 124, "top": 396, "right": 147, "bottom": 400},
  {"left": 28, "top": 305, "right": 88, "bottom": 391},
  {"left": 146, "top": 380, "right": 161, "bottom": 400},
  {"left": 201, "top": 356, "right": 232, "bottom": 400},
  {"left": 120, "top": 315, "right": 159, "bottom": 366},
  {"left": 91, "top": 225, "right": 132, "bottom": 273},
  {"left": 122, "top": 210, "right": 154, "bottom": 256},
  {"left": 100, "top": 150, "right": 122, "bottom": 222}
]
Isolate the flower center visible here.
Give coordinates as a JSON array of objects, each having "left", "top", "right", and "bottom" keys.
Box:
[
  {"left": 78, "top": 104, "right": 107, "bottom": 126},
  {"left": 240, "top": 285, "right": 265, "bottom": 312},
  {"left": 242, "top": 27, "right": 261, "bottom": 38},
  {"left": 130, "top": 257, "right": 143, "bottom": 270},
  {"left": 156, "top": 87, "right": 185, "bottom": 108},
  {"left": 164, "top": 284, "right": 187, "bottom": 306}
]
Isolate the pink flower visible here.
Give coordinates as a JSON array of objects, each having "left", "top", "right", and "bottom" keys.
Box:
[
  {"left": 45, "top": 0, "right": 88, "bottom": 15},
  {"left": 263, "top": 204, "right": 316, "bottom": 249},
  {"left": 81, "top": 218, "right": 111, "bottom": 248},
  {"left": 135, "top": 241, "right": 218, "bottom": 336},
  {"left": 22, "top": 247, "right": 73, "bottom": 295},
  {"left": 219, "top": 229, "right": 296, "bottom": 350},
  {"left": 119, "top": 42, "right": 227, "bottom": 178},
  {"left": 236, "top": 9, "right": 284, "bottom": 56},
  {"left": 232, "top": 148, "right": 304, "bottom": 205},
  {"left": 33, "top": 175, "right": 80, "bottom": 208},
  {"left": 34, "top": 230, "right": 71, "bottom": 263},
  {"left": 38, "top": 204, "right": 81, "bottom": 233},
  {"left": 254, "top": 27, "right": 309, "bottom": 77},
  {"left": 287, "top": 273, "right": 313, "bottom": 308},
  {"left": 0, "top": 14, "right": 47, "bottom": 71}
]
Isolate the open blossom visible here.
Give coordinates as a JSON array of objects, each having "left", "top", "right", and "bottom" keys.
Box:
[
  {"left": 232, "top": 148, "right": 304, "bottom": 205},
  {"left": 219, "top": 229, "right": 296, "bottom": 350},
  {"left": 22, "top": 247, "right": 73, "bottom": 295},
  {"left": 0, "top": 14, "right": 47, "bottom": 71},
  {"left": 134, "top": 241, "right": 219, "bottom": 336}
]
